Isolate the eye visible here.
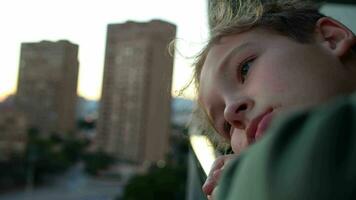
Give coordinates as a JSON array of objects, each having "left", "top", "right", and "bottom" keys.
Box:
[{"left": 239, "top": 58, "right": 255, "bottom": 83}]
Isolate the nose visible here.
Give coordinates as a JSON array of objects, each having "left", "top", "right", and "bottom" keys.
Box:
[{"left": 224, "top": 98, "right": 254, "bottom": 129}]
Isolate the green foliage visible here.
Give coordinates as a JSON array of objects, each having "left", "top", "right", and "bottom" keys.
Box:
[
  {"left": 25, "top": 131, "right": 115, "bottom": 181},
  {"left": 26, "top": 131, "right": 90, "bottom": 176},
  {"left": 122, "top": 165, "right": 187, "bottom": 200},
  {"left": 82, "top": 151, "right": 116, "bottom": 175},
  {"left": 0, "top": 154, "right": 27, "bottom": 190},
  {"left": 24, "top": 132, "right": 80, "bottom": 182},
  {"left": 121, "top": 124, "right": 189, "bottom": 200},
  {"left": 77, "top": 119, "right": 96, "bottom": 130},
  {"left": 0, "top": 128, "right": 115, "bottom": 190}
]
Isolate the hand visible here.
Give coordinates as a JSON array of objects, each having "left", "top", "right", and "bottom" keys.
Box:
[{"left": 202, "top": 154, "right": 237, "bottom": 198}]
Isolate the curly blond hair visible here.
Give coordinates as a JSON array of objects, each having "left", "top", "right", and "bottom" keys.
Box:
[{"left": 194, "top": 0, "right": 324, "bottom": 90}]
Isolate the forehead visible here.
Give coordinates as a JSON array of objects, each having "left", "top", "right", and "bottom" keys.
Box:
[{"left": 202, "top": 28, "right": 272, "bottom": 70}]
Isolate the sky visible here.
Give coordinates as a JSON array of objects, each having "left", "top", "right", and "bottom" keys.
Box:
[{"left": 0, "top": 0, "right": 209, "bottom": 101}]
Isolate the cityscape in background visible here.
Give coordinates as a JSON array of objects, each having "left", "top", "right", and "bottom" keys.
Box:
[
  {"left": 1, "top": 1, "right": 353, "bottom": 200},
  {"left": 0, "top": 19, "right": 195, "bottom": 200}
]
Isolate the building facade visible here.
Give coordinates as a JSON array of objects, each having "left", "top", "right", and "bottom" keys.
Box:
[
  {"left": 97, "top": 20, "right": 176, "bottom": 164},
  {"left": 15, "top": 40, "right": 79, "bottom": 135}
]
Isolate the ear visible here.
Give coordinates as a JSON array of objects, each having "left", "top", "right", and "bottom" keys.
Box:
[{"left": 316, "top": 17, "right": 356, "bottom": 57}]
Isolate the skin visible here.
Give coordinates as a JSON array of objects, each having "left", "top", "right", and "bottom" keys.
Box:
[{"left": 199, "top": 17, "right": 356, "bottom": 197}]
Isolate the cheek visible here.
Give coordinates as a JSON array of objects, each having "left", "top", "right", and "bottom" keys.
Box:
[{"left": 247, "top": 66, "right": 288, "bottom": 97}]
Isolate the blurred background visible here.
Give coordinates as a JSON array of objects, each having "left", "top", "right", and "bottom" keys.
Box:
[{"left": 0, "top": 0, "right": 355, "bottom": 200}]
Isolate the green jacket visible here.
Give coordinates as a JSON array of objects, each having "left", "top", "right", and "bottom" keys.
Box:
[{"left": 216, "top": 94, "right": 356, "bottom": 200}]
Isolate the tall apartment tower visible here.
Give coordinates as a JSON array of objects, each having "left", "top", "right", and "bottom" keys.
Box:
[
  {"left": 97, "top": 20, "right": 176, "bottom": 164},
  {"left": 16, "top": 40, "right": 79, "bottom": 135}
]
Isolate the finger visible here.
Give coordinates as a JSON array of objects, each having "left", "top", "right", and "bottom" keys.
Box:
[
  {"left": 202, "top": 177, "right": 216, "bottom": 195},
  {"left": 212, "top": 168, "right": 223, "bottom": 181},
  {"left": 203, "top": 156, "right": 229, "bottom": 195},
  {"left": 209, "top": 157, "right": 225, "bottom": 175},
  {"left": 212, "top": 154, "right": 236, "bottom": 171},
  {"left": 203, "top": 168, "right": 224, "bottom": 195},
  {"left": 203, "top": 155, "right": 236, "bottom": 195}
]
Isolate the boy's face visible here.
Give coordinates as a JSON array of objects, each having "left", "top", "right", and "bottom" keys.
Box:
[{"left": 199, "top": 28, "right": 354, "bottom": 154}]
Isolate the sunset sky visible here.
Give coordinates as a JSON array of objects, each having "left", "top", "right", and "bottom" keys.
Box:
[{"left": 0, "top": 0, "right": 209, "bottom": 101}]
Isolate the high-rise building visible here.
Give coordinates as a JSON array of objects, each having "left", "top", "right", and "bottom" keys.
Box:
[
  {"left": 97, "top": 20, "right": 176, "bottom": 164},
  {"left": 15, "top": 40, "right": 79, "bottom": 135}
]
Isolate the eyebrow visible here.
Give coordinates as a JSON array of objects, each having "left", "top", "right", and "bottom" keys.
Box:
[{"left": 217, "top": 42, "right": 254, "bottom": 72}]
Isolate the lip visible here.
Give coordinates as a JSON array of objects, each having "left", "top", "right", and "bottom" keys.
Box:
[{"left": 246, "top": 108, "right": 274, "bottom": 144}]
